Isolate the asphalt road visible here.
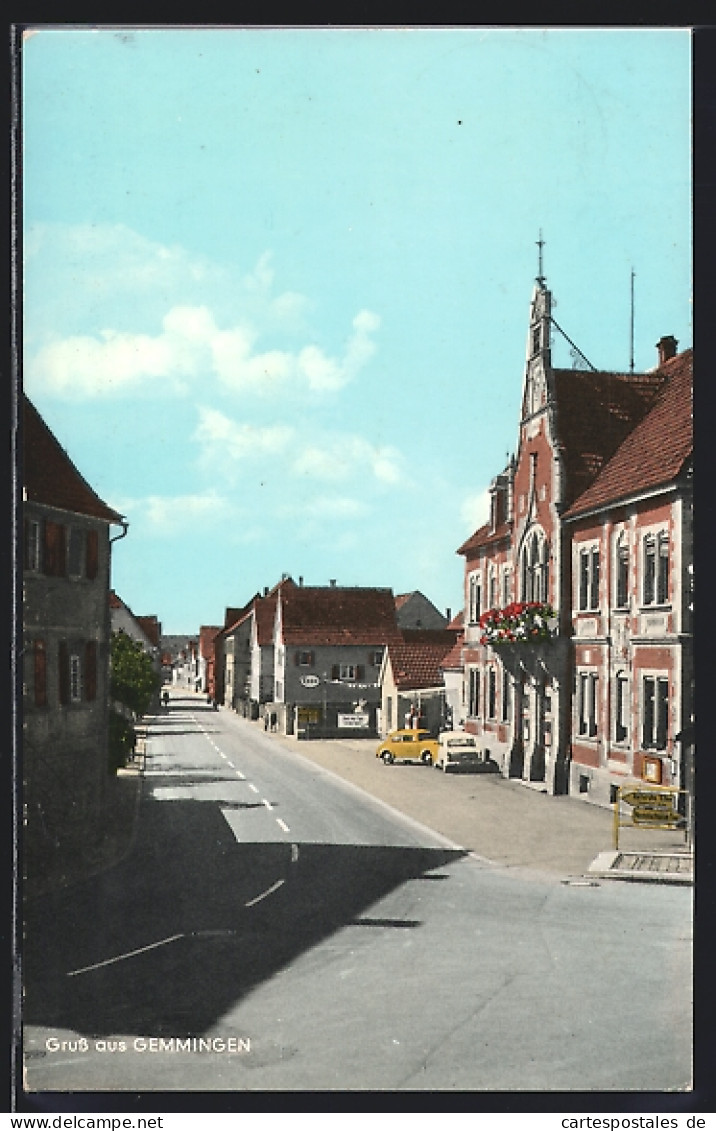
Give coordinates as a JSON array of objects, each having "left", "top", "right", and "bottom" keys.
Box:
[{"left": 23, "top": 693, "right": 693, "bottom": 1094}]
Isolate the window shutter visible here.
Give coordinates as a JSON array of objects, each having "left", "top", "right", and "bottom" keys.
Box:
[
  {"left": 309, "top": 651, "right": 315, "bottom": 667},
  {"left": 34, "top": 640, "right": 47, "bottom": 707},
  {"left": 331, "top": 665, "right": 339, "bottom": 681},
  {"left": 356, "top": 665, "right": 365, "bottom": 681},
  {"left": 58, "top": 640, "right": 69, "bottom": 705},
  {"left": 44, "top": 521, "right": 67, "bottom": 577},
  {"left": 85, "top": 640, "right": 97, "bottom": 701},
  {"left": 294, "top": 651, "right": 300, "bottom": 666},
  {"left": 23, "top": 519, "right": 30, "bottom": 571},
  {"left": 86, "top": 529, "right": 99, "bottom": 580}
]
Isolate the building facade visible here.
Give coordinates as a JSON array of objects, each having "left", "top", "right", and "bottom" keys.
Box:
[
  {"left": 457, "top": 276, "right": 692, "bottom": 806},
  {"left": 22, "top": 396, "right": 125, "bottom": 862}
]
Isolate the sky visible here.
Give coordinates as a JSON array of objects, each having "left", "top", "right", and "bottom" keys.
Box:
[{"left": 21, "top": 26, "right": 692, "bottom": 635}]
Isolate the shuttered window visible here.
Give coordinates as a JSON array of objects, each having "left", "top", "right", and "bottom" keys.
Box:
[
  {"left": 84, "top": 640, "right": 97, "bottom": 701},
  {"left": 44, "top": 521, "right": 66, "bottom": 577},
  {"left": 58, "top": 641, "right": 69, "bottom": 705},
  {"left": 86, "top": 529, "right": 99, "bottom": 580}
]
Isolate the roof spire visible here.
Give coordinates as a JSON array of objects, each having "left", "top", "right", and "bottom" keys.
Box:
[{"left": 536, "top": 229, "right": 546, "bottom": 287}]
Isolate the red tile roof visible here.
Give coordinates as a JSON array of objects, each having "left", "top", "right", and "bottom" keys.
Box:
[
  {"left": 386, "top": 638, "right": 457, "bottom": 690},
  {"left": 564, "top": 349, "right": 693, "bottom": 518},
  {"left": 447, "top": 609, "right": 464, "bottom": 630},
  {"left": 457, "top": 518, "right": 511, "bottom": 557},
  {"left": 440, "top": 634, "right": 465, "bottom": 672},
  {"left": 199, "top": 625, "right": 222, "bottom": 658},
  {"left": 552, "top": 366, "right": 668, "bottom": 510},
  {"left": 23, "top": 396, "right": 124, "bottom": 523},
  {"left": 279, "top": 586, "right": 401, "bottom": 646},
  {"left": 137, "top": 615, "right": 161, "bottom": 648}
]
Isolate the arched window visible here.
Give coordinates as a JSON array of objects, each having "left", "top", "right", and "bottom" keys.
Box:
[{"left": 520, "top": 528, "right": 549, "bottom": 603}]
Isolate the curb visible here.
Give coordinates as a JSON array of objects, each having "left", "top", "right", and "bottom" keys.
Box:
[{"left": 587, "top": 849, "right": 693, "bottom": 885}]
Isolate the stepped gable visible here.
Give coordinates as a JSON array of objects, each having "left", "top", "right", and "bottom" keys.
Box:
[
  {"left": 280, "top": 586, "right": 401, "bottom": 646},
  {"left": 23, "top": 395, "right": 123, "bottom": 524},
  {"left": 552, "top": 366, "right": 668, "bottom": 511},
  {"left": 564, "top": 348, "right": 692, "bottom": 518}
]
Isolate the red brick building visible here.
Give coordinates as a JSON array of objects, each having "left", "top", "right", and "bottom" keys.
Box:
[{"left": 457, "top": 276, "right": 692, "bottom": 806}]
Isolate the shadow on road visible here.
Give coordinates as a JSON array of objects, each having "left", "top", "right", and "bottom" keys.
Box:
[{"left": 23, "top": 783, "right": 464, "bottom": 1039}]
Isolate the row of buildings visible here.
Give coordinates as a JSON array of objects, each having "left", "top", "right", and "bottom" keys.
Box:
[{"left": 187, "top": 274, "right": 693, "bottom": 810}]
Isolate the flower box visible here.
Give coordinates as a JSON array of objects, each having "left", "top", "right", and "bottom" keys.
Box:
[{"left": 479, "top": 601, "right": 557, "bottom": 645}]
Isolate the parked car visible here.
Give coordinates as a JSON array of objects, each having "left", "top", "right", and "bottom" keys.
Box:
[
  {"left": 376, "top": 729, "right": 439, "bottom": 766},
  {"left": 435, "top": 731, "right": 494, "bottom": 773}
]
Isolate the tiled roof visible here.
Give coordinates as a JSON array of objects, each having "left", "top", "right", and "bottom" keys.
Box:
[
  {"left": 23, "top": 396, "right": 124, "bottom": 523},
  {"left": 457, "top": 519, "right": 511, "bottom": 557},
  {"left": 386, "top": 638, "right": 456, "bottom": 690},
  {"left": 394, "top": 593, "right": 412, "bottom": 609},
  {"left": 280, "top": 586, "right": 401, "bottom": 646},
  {"left": 137, "top": 616, "right": 161, "bottom": 648},
  {"left": 109, "top": 590, "right": 124, "bottom": 610},
  {"left": 552, "top": 366, "right": 668, "bottom": 510},
  {"left": 447, "top": 609, "right": 464, "bottom": 630},
  {"left": 199, "top": 625, "right": 222, "bottom": 657},
  {"left": 564, "top": 349, "right": 692, "bottom": 518},
  {"left": 440, "top": 634, "right": 464, "bottom": 672},
  {"left": 400, "top": 628, "right": 460, "bottom": 645}
]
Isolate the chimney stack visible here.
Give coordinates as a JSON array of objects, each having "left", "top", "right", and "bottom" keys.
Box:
[
  {"left": 329, "top": 579, "right": 337, "bottom": 587},
  {"left": 656, "top": 335, "right": 678, "bottom": 366},
  {"left": 299, "top": 576, "right": 304, "bottom": 587},
  {"left": 446, "top": 607, "right": 452, "bottom": 623}
]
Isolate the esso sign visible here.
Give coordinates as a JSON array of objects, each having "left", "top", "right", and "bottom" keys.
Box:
[{"left": 300, "top": 675, "right": 320, "bottom": 688}]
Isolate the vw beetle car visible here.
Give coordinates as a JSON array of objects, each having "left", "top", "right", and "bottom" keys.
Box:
[{"left": 376, "top": 729, "right": 439, "bottom": 766}]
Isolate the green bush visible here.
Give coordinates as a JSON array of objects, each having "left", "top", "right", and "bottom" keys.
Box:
[{"left": 109, "top": 709, "right": 136, "bottom": 773}]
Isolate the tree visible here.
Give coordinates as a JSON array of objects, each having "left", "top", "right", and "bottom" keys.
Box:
[
  {"left": 110, "top": 630, "right": 160, "bottom": 717},
  {"left": 109, "top": 631, "right": 160, "bottom": 772}
]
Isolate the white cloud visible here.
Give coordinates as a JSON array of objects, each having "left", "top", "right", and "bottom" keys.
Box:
[
  {"left": 194, "top": 406, "right": 294, "bottom": 462},
  {"left": 460, "top": 488, "right": 490, "bottom": 531},
  {"left": 114, "top": 490, "right": 234, "bottom": 536},
  {"left": 25, "top": 225, "right": 378, "bottom": 400},
  {"left": 291, "top": 435, "right": 404, "bottom": 485}
]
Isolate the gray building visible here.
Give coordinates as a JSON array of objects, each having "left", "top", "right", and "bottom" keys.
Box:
[{"left": 22, "top": 396, "right": 125, "bottom": 867}]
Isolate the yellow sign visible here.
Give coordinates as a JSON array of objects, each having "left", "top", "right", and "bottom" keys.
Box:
[
  {"left": 614, "top": 785, "right": 685, "bottom": 849},
  {"left": 621, "top": 789, "right": 675, "bottom": 809}
]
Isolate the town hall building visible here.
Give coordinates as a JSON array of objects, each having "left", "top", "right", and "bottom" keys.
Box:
[{"left": 457, "top": 267, "right": 693, "bottom": 807}]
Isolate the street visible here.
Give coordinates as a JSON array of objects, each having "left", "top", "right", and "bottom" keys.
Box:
[{"left": 23, "top": 692, "right": 693, "bottom": 1093}]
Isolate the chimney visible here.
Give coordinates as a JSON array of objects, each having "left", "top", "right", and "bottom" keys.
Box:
[
  {"left": 329, "top": 579, "right": 337, "bottom": 587},
  {"left": 263, "top": 587, "right": 269, "bottom": 597},
  {"left": 446, "top": 607, "right": 451, "bottom": 623},
  {"left": 299, "top": 576, "right": 304, "bottom": 587},
  {"left": 656, "top": 335, "right": 678, "bottom": 366}
]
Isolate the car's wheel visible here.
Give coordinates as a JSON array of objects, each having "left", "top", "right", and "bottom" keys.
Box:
[
  {"left": 381, "top": 750, "right": 394, "bottom": 765},
  {"left": 420, "top": 750, "right": 433, "bottom": 765}
]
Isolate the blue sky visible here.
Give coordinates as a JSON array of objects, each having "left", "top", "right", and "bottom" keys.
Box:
[{"left": 22, "top": 26, "right": 692, "bottom": 635}]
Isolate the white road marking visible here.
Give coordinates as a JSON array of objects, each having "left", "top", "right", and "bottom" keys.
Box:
[
  {"left": 291, "top": 843, "right": 299, "bottom": 863},
  {"left": 248, "top": 783, "right": 259, "bottom": 794},
  {"left": 262, "top": 799, "right": 274, "bottom": 811},
  {"left": 276, "top": 818, "right": 290, "bottom": 833},
  {"left": 244, "top": 879, "right": 285, "bottom": 907},
  {"left": 67, "top": 933, "right": 184, "bottom": 977}
]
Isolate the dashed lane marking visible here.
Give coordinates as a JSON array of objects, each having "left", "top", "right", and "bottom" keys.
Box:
[
  {"left": 276, "top": 818, "right": 290, "bottom": 833},
  {"left": 262, "top": 798, "right": 274, "bottom": 811},
  {"left": 248, "top": 783, "right": 259, "bottom": 794},
  {"left": 244, "top": 879, "right": 285, "bottom": 908}
]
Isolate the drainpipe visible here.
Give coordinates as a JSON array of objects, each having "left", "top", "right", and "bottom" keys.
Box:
[{"left": 110, "top": 519, "right": 129, "bottom": 545}]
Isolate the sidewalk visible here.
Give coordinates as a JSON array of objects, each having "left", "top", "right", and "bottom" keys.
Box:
[{"left": 261, "top": 725, "right": 693, "bottom": 884}]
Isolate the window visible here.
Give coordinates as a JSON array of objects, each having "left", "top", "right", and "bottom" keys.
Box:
[
  {"left": 68, "top": 528, "right": 85, "bottom": 578},
  {"left": 86, "top": 529, "right": 99, "bottom": 580},
  {"left": 615, "top": 673, "right": 628, "bottom": 743},
  {"left": 24, "top": 519, "right": 41, "bottom": 572},
  {"left": 84, "top": 641, "right": 97, "bottom": 701},
  {"left": 295, "top": 650, "right": 315, "bottom": 667},
  {"left": 369, "top": 650, "right": 383, "bottom": 666},
  {"left": 578, "top": 546, "right": 600, "bottom": 611},
  {"left": 468, "top": 669, "right": 480, "bottom": 717},
  {"left": 44, "top": 521, "right": 67, "bottom": 577},
  {"left": 487, "top": 668, "right": 497, "bottom": 719},
  {"left": 643, "top": 533, "right": 669, "bottom": 606},
  {"left": 33, "top": 639, "right": 47, "bottom": 707},
  {"left": 58, "top": 641, "right": 69, "bottom": 705},
  {"left": 578, "top": 672, "right": 598, "bottom": 737},
  {"left": 642, "top": 675, "right": 668, "bottom": 750},
  {"left": 70, "top": 654, "right": 83, "bottom": 702},
  {"left": 521, "top": 530, "right": 549, "bottom": 603},
  {"left": 502, "top": 567, "right": 511, "bottom": 608},
  {"left": 501, "top": 667, "right": 511, "bottom": 722},
  {"left": 331, "top": 664, "right": 366, "bottom": 682},
  {"left": 468, "top": 574, "right": 481, "bottom": 624},
  {"left": 488, "top": 569, "right": 497, "bottom": 611},
  {"left": 615, "top": 536, "right": 629, "bottom": 608}
]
